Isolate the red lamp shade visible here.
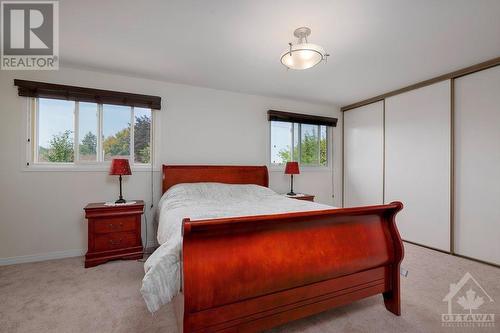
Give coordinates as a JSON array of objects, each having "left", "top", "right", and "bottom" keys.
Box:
[
  {"left": 284, "top": 162, "right": 300, "bottom": 175},
  {"left": 109, "top": 158, "right": 132, "bottom": 176}
]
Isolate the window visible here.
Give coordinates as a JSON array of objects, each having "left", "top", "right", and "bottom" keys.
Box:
[
  {"left": 270, "top": 121, "right": 329, "bottom": 167},
  {"left": 133, "top": 107, "right": 152, "bottom": 164},
  {"left": 102, "top": 104, "right": 131, "bottom": 161},
  {"left": 31, "top": 98, "right": 153, "bottom": 167},
  {"left": 78, "top": 102, "right": 98, "bottom": 161},
  {"left": 37, "top": 99, "right": 75, "bottom": 163}
]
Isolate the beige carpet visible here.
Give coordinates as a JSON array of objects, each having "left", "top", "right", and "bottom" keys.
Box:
[{"left": 1, "top": 243, "right": 499, "bottom": 333}]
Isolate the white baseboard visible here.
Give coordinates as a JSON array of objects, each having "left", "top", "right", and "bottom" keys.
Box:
[
  {"left": 0, "top": 248, "right": 85, "bottom": 266},
  {"left": 1, "top": 241, "right": 160, "bottom": 266}
]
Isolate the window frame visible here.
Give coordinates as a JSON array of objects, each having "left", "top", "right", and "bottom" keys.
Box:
[
  {"left": 269, "top": 121, "right": 331, "bottom": 171},
  {"left": 26, "top": 97, "right": 156, "bottom": 171}
]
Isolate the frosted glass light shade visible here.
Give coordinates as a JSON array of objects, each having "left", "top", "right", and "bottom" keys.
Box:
[{"left": 280, "top": 43, "right": 326, "bottom": 70}]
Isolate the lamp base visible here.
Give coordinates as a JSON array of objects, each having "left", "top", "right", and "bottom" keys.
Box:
[
  {"left": 115, "top": 198, "right": 127, "bottom": 204},
  {"left": 287, "top": 191, "right": 296, "bottom": 196}
]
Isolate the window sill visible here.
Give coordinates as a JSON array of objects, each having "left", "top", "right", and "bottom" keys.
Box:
[{"left": 23, "top": 163, "right": 160, "bottom": 172}]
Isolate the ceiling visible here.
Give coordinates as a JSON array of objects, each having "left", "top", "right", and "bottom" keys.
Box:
[{"left": 60, "top": 0, "right": 500, "bottom": 106}]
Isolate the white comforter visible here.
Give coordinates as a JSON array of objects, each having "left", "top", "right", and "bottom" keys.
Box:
[{"left": 140, "top": 183, "right": 333, "bottom": 313}]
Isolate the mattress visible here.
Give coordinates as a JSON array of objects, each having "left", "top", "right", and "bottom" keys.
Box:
[{"left": 140, "top": 182, "right": 333, "bottom": 312}]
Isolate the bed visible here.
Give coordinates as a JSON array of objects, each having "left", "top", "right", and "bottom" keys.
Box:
[{"left": 142, "top": 165, "right": 404, "bottom": 333}]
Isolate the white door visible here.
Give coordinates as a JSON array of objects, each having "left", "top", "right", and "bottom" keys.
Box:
[
  {"left": 385, "top": 80, "right": 451, "bottom": 251},
  {"left": 343, "top": 101, "right": 384, "bottom": 207},
  {"left": 454, "top": 65, "right": 500, "bottom": 265}
]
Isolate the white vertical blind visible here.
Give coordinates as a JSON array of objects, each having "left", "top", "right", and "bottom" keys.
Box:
[
  {"left": 385, "top": 80, "right": 451, "bottom": 251},
  {"left": 454, "top": 65, "right": 500, "bottom": 265},
  {"left": 343, "top": 101, "right": 384, "bottom": 207}
]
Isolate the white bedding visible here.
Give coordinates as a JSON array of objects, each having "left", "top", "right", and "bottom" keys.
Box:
[{"left": 140, "top": 182, "right": 333, "bottom": 313}]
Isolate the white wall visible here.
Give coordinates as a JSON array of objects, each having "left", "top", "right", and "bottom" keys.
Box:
[{"left": 0, "top": 67, "right": 341, "bottom": 263}]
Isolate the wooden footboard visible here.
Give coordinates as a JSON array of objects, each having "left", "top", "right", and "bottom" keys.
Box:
[{"left": 177, "top": 202, "right": 404, "bottom": 333}]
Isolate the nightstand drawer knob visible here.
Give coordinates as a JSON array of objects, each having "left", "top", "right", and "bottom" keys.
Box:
[
  {"left": 109, "top": 239, "right": 122, "bottom": 245},
  {"left": 108, "top": 223, "right": 124, "bottom": 228}
]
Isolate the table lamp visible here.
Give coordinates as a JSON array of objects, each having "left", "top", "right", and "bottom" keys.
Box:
[
  {"left": 109, "top": 158, "right": 132, "bottom": 203},
  {"left": 284, "top": 161, "right": 300, "bottom": 196}
]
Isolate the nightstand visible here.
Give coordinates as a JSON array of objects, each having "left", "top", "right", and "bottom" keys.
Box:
[
  {"left": 84, "top": 201, "right": 144, "bottom": 268},
  {"left": 284, "top": 194, "right": 315, "bottom": 202}
]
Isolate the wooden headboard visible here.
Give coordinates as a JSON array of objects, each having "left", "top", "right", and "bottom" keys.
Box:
[{"left": 162, "top": 165, "right": 269, "bottom": 194}]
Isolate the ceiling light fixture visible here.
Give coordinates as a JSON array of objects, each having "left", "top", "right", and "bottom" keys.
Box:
[{"left": 280, "top": 27, "right": 329, "bottom": 70}]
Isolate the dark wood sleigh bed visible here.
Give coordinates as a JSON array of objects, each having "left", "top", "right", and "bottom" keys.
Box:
[{"left": 162, "top": 165, "right": 404, "bottom": 333}]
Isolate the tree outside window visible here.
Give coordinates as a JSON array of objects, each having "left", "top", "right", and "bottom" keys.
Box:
[
  {"left": 35, "top": 98, "right": 152, "bottom": 165},
  {"left": 271, "top": 121, "right": 328, "bottom": 167}
]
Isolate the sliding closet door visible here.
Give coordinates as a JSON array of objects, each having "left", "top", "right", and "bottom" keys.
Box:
[
  {"left": 455, "top": 66, "right": 500, "bottom": 265},
  {"left": 343, "top": 101, "right": 384, "bottom": 207},
  {"left": 385, "top": 81, "right": 451, "bottom": 251}
]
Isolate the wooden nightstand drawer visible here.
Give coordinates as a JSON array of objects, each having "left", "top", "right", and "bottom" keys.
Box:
[
  {"left": 94, "top": 231, "right": 138, "bottom": 251},
  {"left": 94, "top": 216, "right": 136, "bottom": 234}
]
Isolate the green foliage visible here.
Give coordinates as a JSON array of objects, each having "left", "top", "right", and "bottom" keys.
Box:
[
  {"left": 38, "top": 146, "right": 49, "bottom": 159},
  {"left": 277, "top": 133, "right": 327, "bottom": 166},
  {"left": 300, "top": 132, "right": 320, "bottom": 165},
  {"left": 42, "top": 130, "right": 74, "bottom": 162},
  {"left": 138, "top": 146, "right": 150, "bottom": 163},
  {"left": 277, "top": 146, "right": 297, "bottom": 164},
  {"left": 102, "top": 114, "right": 151, "bottom": 162},
  {"left": 79, "top": 131, "right": 97, "bottom": 157},
  {"left": 320, "top": 138, "right": 327, "bottom": 165},
  {"left": 134, "top": 115, "right": 151, "bottom": 163},
  {"left": 103, "top": 127, "right": 130, "bottom": 158},
  {"left": 277, "top": 148, "right": 291, "bottom": 163},
  {"left": 39, "top": 112, "right": 152, "bottom": 164}
]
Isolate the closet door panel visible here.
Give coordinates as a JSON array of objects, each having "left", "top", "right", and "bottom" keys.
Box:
[
  {"left": 343, "top": 101, "right": 384, "bottom": 207},
  {"left": 385, "top": 80, "right": 451, "bottom": 251},
  {"left": 455, "top": 66, "right": 500, "bottom": 265}
]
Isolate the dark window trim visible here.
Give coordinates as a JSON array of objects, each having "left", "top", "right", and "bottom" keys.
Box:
[
  {"left": 268, "top": 110, "right": 337, "bottom": 127},
  {"left": 14, "top": 79, "right": 161, "bottom": 110}
]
